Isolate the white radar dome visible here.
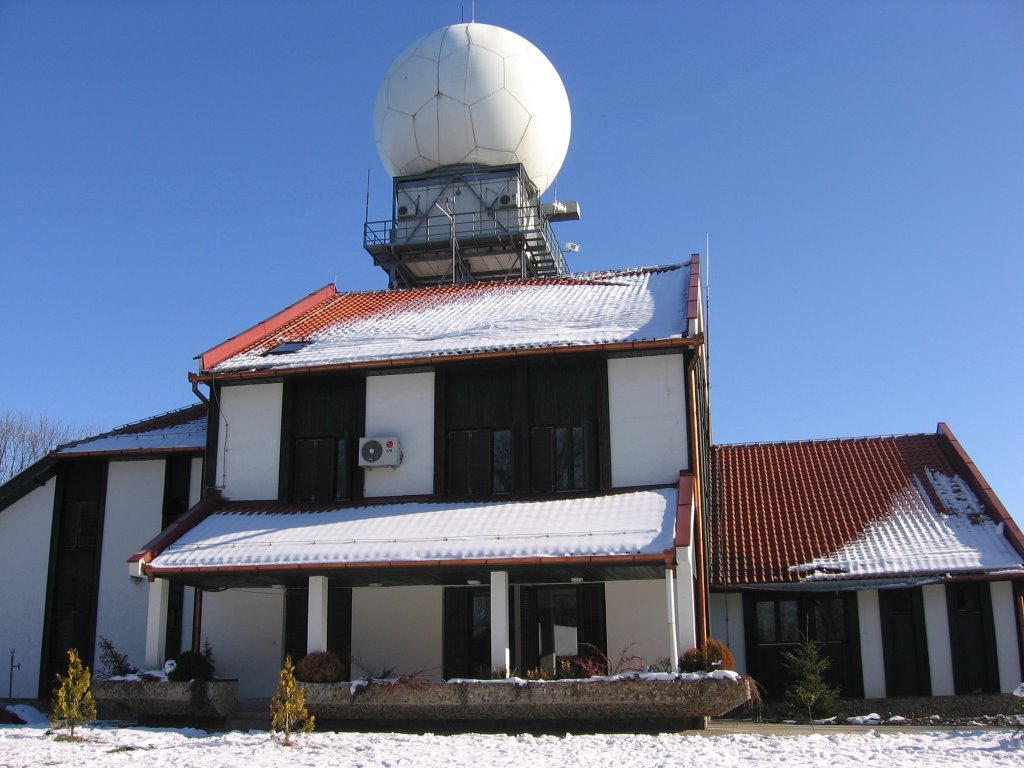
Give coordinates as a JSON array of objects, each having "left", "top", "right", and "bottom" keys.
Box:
[{"left": 373, "top": 23, "right": 571, "bottom": 195}]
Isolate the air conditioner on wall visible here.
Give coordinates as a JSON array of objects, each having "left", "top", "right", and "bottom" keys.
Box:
[{"left": 358, "top": 437, "right": 402, "bottom": 468}]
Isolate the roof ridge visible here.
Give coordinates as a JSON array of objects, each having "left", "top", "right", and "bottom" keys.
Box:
[
  {"left": 325, "top": 263, "right": 685, "bottom": 301},
  {"left": 713, "top": 432, "right": 935, "bottom": 449}
]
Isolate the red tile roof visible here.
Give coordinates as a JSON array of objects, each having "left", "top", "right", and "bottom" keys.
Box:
[
  {"left": 194, "top": 262, "right": 699, "bottom": 378},
  {"left": 710, "top": 426, "right": 1024, "bottom": 585}
]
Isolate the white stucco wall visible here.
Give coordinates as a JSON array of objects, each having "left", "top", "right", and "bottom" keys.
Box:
[
  {"left": 350, "top": 586, "right": 443, "bottom": 679},
  {"left": 95, "top": 460, "right": 166, "bottom": 675},
  {"left": 363, "top": 371, "right": 435, "bottom": 497},
  {"left": 189, "top": 456, "right": 203, "bottom": 506},
  {"left": 0, "top": 478, "right": 56, "bottom": 698},
  {"left": 605, "top": 579, "right": 677, "bottom": 670},
  {"left": 922, "top": 584, "right": 955, "bottom": 696},
  {"left": 857, "top": 589, "right": 887, "bottom": 698},
  {"left": 708, "top": 592, "right": 748, "bottom": 675},
  {"left": 215, "top": 382, "right": 282, "bottom": 499},
  {"left": 202, "top": 588, "right": 285, "bottom": 698},
  {"left": 990, "top": 581, "right": 1022, "bottom": 693},
  {"left": 607, "top": 355, "right": 689, "bottom": 488}
]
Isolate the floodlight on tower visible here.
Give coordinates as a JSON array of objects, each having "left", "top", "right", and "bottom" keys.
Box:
[{"left": 363, "top": 23, "right": 582, "bottom": 288}]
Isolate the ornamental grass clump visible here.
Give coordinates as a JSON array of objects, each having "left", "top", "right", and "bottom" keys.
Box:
[
  {"left": 271, "top": 656, "right": 315, "bottom": 745},
  {"left": 679, "top": 638, "right": 735, "bottom": 673},
  {"left": 50, "top": 649, "right": 96, "bottom": 740},
  {"left": 294, "top": 651, "right": 345, "bottom": 683}
]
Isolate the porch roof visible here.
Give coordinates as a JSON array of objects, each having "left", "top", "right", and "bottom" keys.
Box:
[
  {"left": 710, "top": 424, "right": 1024, "bottom": 586},
  {"left": 144, "top": 488, "right": 677, "bottom": 580}
]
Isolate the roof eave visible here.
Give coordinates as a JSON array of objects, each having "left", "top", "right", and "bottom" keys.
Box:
[{"left": 194, "top": 335, "right": 704, "bottom": 384}]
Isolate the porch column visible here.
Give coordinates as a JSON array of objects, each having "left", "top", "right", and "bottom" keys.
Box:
[
  {"left": 674, "top": 547, "right": 697, "bottom": 654},
  {"left": 307, "top": 576, "right": 329, "bottom": 655},
  {"left": 856, "top": 589, "right": 886, "bottom": 698},
  {"left": 665, "top": 569, "right": 679, "bottom": 673},
  {"left": 990, "top": 581, "right": 1022, "bottom": 692},
  {"left": 922, "top": 584, "right": 955, "bottom": 695},
  {"left": 490, "top": 571, "right": 510, "bottom": 676},
  {"left": 144, "top": 578, "right": 170, "bottom": 669}
]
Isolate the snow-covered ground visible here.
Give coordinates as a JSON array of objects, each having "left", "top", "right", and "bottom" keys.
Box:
[{"left": 1, "top": 721, "right": 1021, "bottom": 768}]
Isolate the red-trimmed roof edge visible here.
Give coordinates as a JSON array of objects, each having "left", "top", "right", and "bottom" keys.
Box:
[
  {"left": 675, "top": 473, "right": 694, "bottom": 548},
  {"left": 198, "top": 284, "right": 337, "bottom": 371},
  {"left": 130, "top": 490, "right": 223, "bottom": 567},
  {"left": 146, "top": 553, "right": 671, "bottom": 579},
  {"left": 686, "top": 253, "right": 701, "bottom": 331},
  {"left": 937, "top": 421, "right": 1024, "bottom": 559}
]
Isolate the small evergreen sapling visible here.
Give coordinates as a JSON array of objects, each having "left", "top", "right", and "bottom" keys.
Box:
[
  {"left": 781, "top": 637, "right": 839, "bottom": 722},
  {"left": 270, "top": 655, "right": 315, "bottom": 745},
  {"left": 50, "top": 649, "right": 97, "bottom": 739}
]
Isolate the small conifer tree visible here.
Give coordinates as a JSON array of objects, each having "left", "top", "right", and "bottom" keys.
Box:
[
  {"left": 270, "top": 655, "right": 315, "bottom": 745},
  {"left": 781, "top": 637, "right": 840, "bottom": 722},
  {"left": 50, "top": 649, "right": 97, "bottom": 739}
]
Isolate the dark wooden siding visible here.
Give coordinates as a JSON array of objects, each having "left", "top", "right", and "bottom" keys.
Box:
[
  {"left": 438, "top": 358, "right": 610, "bottom": 497},
  {"left": 280, "top": 376, "right": 365, "bottom": 502},
  {"left": 41, "top": 460, "right": 108, "bottom": 696}
]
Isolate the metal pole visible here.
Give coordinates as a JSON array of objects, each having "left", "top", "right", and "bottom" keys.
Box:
[
  {"left": 191, "top": 588, "right": 204, "bottom": 653},
  {"left": 9, "top": 648, "right": 20, "bottom": 701}
]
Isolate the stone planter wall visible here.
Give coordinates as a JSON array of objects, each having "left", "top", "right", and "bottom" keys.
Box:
[
  {"left": 91, "top": 679, "right": 239, "bottom": 725},
  {"left": 302, "top": 676, "right": 754, "bottom": 731}
]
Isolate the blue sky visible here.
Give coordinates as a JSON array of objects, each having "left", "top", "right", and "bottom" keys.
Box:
[{"left": 1, "top": 1, "right": 1021, "bottom": 520}]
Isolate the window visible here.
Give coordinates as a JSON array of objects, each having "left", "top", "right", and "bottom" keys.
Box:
[
  {"left": 292, "top": 435, "right": 352, "bottom": 502},
  {"left": 280, "top": 376, "right": 365, "bottom": 502},
  {"left": 518, "top": 583, "right": 606, "bottom": 676},
  {"left": 443, "top": 587, "right": 492, "bottom": 679},
  {"left": 447, "top": 428, "right": 513, "bottom": 496},
  {"left": 745, "top": 592, "right": 861, "bottom": 700},
  {"left": 530, "top": 423, "right": 596, "bottom": 492},
  {"left": 440, "top": 359, "right": 608, "bottom": 498}
]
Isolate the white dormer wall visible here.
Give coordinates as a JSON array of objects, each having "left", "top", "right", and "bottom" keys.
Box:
[
  {"left": 363, "top": 371, "right": 435, "bottom": 497},
  {"left": 215, "top": 382, "right": 283, "bottom": 499},
  {"left": 607, "top": 354, "right": 689, "bottom": 487}
]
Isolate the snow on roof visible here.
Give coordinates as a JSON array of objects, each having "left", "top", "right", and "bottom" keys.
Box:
[
  {"left": 206, "top": 265, "right": 690, "bottom": 374},
  {"left": 711, "top": 431, "right": 1024, "bottom": 585},
  {"left": 790, "top": 467, "right": 1023, "bottom": 581},
  {"left": 148, "top": 488, "right": 677, "bottom": 571},
  {"left": 57, "top": 405, "right": 206, "bottom": 455}
]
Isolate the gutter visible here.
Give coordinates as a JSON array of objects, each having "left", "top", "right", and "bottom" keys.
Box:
[
  {"left": 190, "top": 336, "right": 704, "bottom": 385},
  {"left": 143, "top": 552, "right": 670, "bottom": 579}
]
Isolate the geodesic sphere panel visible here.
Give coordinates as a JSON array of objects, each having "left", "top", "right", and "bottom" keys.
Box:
[{"left": 374, "top": 22, "right": 571, "bottom": 194}]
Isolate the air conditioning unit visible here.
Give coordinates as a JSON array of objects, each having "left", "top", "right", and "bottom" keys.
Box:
[
  {"left": 397, "top": 203, "right": 418, "bottom": 218},
  {"left": 358, "top": 436, "right": 402, "bottom": 468},
  {"left": 497, "top": 192, "right": 518, "bottom": 208}
]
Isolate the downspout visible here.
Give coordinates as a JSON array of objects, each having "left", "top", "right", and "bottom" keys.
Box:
[
  {"left": 686, "top": 347, "right": 710, "bottom": 647},
  {"left": 191, "top": 588, "right": 204, "bottom": 653},
  {"left": 190, "top": 375, "right": 210, "bottom": 405}
]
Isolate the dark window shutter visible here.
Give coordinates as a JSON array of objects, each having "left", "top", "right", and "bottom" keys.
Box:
[
  {"left": 443, "top": 588, "right": 471, "bottom": 679},
  {"left": 466, "top": 429, "right": 492, "bottom": 496},
  {"left": 530, "top": 427, "right": 554, "bottom": 493},
  {"left": 328, "top": 585, "right": 352, "bottom": 679},
  {"left": 447, "top": 431, "right": 471, "bottom": 496},
  {"left": 284, "top": 587, "right": 308, "bottom": 663},
  {"left": 577, "top": 583, "right": 607, "bottom": 659},
  {"left": 334, "top": 435, "right": 352, "bottom": 500},
  {"left": 518, "top": 587, "right": 540, "bottom": 675}
]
